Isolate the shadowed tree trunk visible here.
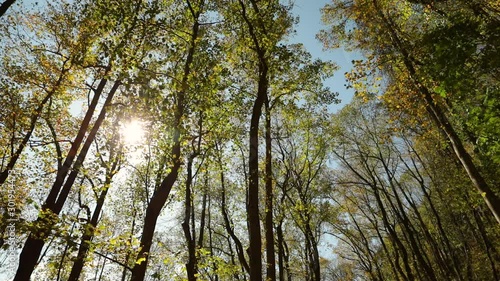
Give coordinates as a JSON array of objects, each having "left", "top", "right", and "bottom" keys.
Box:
[
  {"left": 68, "top": 138, "right": 123, "bottom": 281},
  {"left": 237, "top": 1, "right": 269, "bottom": 279},
  {"left": 0, "top": 0, "right": 15, "bottom": 18},
  {"left": 130, "top": 2, "right": 201, "bottom": 279},
  {"left": 183, "top": 119, "right": 203, "bottom": 281},
  {"left": 14, "top": 79, "right": 120, "bottom": 281},
  {"left": 264, "top": 96, "right": 276, "bottom": 281},
  {"left": 216, "top": 141, "right": 250, "bottom": 274}
]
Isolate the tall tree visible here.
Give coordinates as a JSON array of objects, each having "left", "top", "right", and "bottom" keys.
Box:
[
  {"left": 220, "top": 1, "right": 294, "bottom": 279},
  {"left": 130, "top": 1, "right": 206, "bottom": 279},
  {"left": 320, "top": 0, "right": 500, "bottom": 223}
]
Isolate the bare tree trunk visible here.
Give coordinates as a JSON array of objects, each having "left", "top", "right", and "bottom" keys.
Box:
[
  {"left": 217, "top": 145, "right": 250, "bottom": 273},
  {"left": 237, "top": 1, "right": 269, "bottom": 279},
  {"left": 277, "top": 221, "right": 285, "bottom": 281},
  {"left": 183, "top": 154, "right": 199, "bottom": 281}
]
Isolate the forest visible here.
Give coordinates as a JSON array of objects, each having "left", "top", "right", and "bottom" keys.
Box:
[{"left": 0, "top": 0, "right": 499, "bottom": 280}]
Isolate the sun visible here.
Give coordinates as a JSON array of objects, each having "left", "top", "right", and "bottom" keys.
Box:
[{"left": 120, "top": 119, "right": 145, "bottom": 145}]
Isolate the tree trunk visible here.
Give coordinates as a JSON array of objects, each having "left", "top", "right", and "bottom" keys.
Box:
[
  {"left": 130, "top": 164, "right": 180, "bottom": 281},
  {"left": 67, "top": 150, "right": 120, "bottom": 281},
  {"left": 264, "top": 96, "right": 276, "bottom": 281},
  {"left": 277, "top": 221, "right": 285, "bottom": 281},
  {"left": 14, "top": 79, "right": 118, "bottom": 281},
  {"left": 218, "top": 155, "right": 250, "bottom": 273},
  {"left": 247, "top": 76, "right": 265, "bottom": 281},
  {"left": 0, "top": 0, "right": 16, "bottom": 18},
  {"left": 183, "top": 154, "right": 198, "bottom": 281},
  {"left": 237, "top": 1, "right": 270, "bottom": 279},
  {"left": 130, "top": 9, "right": 200, "bottom": 279}
]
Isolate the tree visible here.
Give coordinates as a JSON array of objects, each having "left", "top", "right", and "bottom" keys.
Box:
[
  {"left": 9, "top": 0, "right": 159, "bottom": 279},
  {"left": 219, "top": 1, "right": 294, "bottom": 279},
  {"left": 320, "top": 0, "right": 500, "bottom": 223},
  {"left": 326, "top": 97, "right": 500, "bottom": 280},
  {"left": 130, "top": 1, "right": 207, "bottom": 279}
]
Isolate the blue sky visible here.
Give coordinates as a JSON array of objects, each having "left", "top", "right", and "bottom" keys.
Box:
[{"left": 292, "top": 0, "right": 360, "bottom": 110}]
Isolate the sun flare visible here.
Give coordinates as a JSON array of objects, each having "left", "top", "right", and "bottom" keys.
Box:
[{"left": 120, "top": 119, "right": 145, "bottom": 145}]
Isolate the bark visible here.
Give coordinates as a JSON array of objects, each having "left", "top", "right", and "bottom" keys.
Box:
[
  {"left": 352, "top": 193, "right": 400, "bottom": 280},
  {"left": 403, "top": 139, "right": 464, "bottom": 280},
  {"left": 53, "top": 81, "right": 120, "bottom": 214},
  {"left": 277, "top": 218, "right": 292, "bottom": 281},
  {"left": 207, "top": 195, "right": 223, "bottom": 281},
  {"left": 247, "top": 87, "right": 265, "bottom": 281},
  {"left": 304, "top": 222, "right": 320, "bottom": 281},
  {"left": 372, "top": 185, "right": 414, "bottom": 281},
  {"left": 348, "top": 211, "right": 383, "bottom": 281},
  {"left": 275, "top": 144, "right": 291, "bottom": 281},
  {"left": 183, "top": 154, "right": 198, "bottom": 281},
  {"left": 219, "top": 161, "right": 250, "bottom": 274},
  {"left": 277, "top": 220, "right": 285, "bottom": 281},
  {"left": 345, "top": 149, "right": 415, "bottom": 281},
  {"left": 375, "top": 148, "right": 438, "bottom": 281},
  {"left": 198, "top": 180, "right": 208, "bottom": 248},
  {"left": 183, "top": 113, "right": 203, "bottom": 281}
]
